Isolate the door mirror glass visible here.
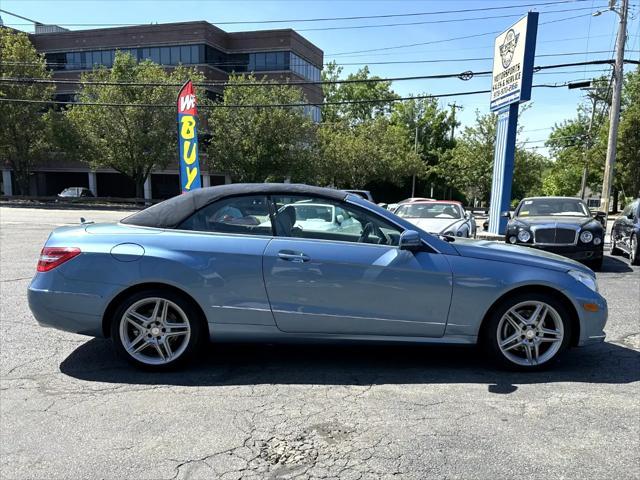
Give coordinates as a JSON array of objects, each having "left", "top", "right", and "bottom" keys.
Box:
[
  {"left": 336, "top": 214, "right": 344, "bottom": 224},
  {"left": 399, "top": 230, "right": 422, "bottom": 250}
]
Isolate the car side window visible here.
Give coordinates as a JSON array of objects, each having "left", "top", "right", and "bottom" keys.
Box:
[
  {"left": 178, "top": 195, "right": 273, "bottom": 236},
  {"left": 270, "top": 195, "right": 401, "bottom": 246}
]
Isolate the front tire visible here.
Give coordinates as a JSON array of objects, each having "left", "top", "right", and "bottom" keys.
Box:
[
  {"left": 482, "top": 293, "right": 572, "bottom": 371},
  {"left": 631, "top": 234, "right": 640, "bottom": 266},
  {"left": 610, "top": 236, "right": 623, "bottom": 256},
  {"left": 110, "top": 289, "right": 205, "bottom": 371}
]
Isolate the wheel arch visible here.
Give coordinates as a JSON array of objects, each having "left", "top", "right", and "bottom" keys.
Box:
[
  {"left": 102, "top": 282, "right": 208, "bottom": 338},
  {"left": 478, "top": 284, "right": 580, "bottom": 347}
]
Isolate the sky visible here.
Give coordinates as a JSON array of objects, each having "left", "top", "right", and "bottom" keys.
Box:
[{"left": 2, "top": 0, "right": 639, "bottom": 154}]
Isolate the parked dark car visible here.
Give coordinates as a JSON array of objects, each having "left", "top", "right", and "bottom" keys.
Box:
[
  {"left": 58, "top": 187, "right": 94, "bottom": 198},
  {"left": 505, "top": 197, "right": 605, "bottom": 270},
  {"left": 610, "top": 198, "right": 640, "bottom": 265}
]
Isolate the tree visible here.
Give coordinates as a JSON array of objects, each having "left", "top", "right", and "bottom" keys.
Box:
[
  {"left": 437, "top": 110, "right": 549, "bottom": 203},
  {"left": 542, "top": 76, "right": 610, "bottom": 197},
  {"left": 0, "top": 28, "right": 55, "bottom": 194},
  {"left": 316, "top": 117, "right": 422, "bottom": 189},
  {"left": 322, "top": 62, "right": 398, "bottom": 124},
  {"left": 66, "top": 51, "right": 205, "bottom": 198},
  {"left": 617, "top": 66, "right": 640, "bottom": 199},
  {"left": 205, "top": 74, "right": 317, "bottom": 183}
]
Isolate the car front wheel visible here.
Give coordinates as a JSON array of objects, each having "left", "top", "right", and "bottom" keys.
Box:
[
  {"left": 110, "top": 289, "right": 205, "bottom": 370},
  {"left": 482, "top": 293, "right": 572, "bottom": 370},
  {"left": 631, "top": 234, "right": 640, "bottom": 266}
]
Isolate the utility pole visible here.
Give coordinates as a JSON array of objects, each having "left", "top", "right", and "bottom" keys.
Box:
[
  {"left": 599, "top": 0, "right": 628, "bottom": 217},
  {"left": 411, "top": 125, "right": 419, "bottom": 197},
  {"left": 448, "top": 102, "right": 463, "bottom": 141}
]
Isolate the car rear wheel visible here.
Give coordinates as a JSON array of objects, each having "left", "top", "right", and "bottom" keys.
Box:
[
  {"left": 482, "top": 293, "right": 572, "bottom": 371},
  {"left": 631, "top": 234, "right": 640, "bottom": 266},
  {"left": 110, "top": 289, "right": 205, "bottom": 370}
]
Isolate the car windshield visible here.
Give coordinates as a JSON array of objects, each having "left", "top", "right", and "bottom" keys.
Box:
[
  {"left": 395, "top": 203, "right": 462, "bottom": 219},
  {"left": 517, "top": 198, "right": 590, "bottom": 217}
]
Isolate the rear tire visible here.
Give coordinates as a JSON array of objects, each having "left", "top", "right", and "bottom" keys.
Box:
[
  {"left": 481, "top": 292, "right": 572, "bottom": 371},
  {"left": 110, "top": 289, "right": 205, "bottom": 371}
]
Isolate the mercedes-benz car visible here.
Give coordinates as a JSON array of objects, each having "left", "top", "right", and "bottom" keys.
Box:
[
  {"left": 505, "top": 197, "right": 605, "bottom": 270},
  {"left": 28, "top": 184, "right": 607, "bottom": 371},
  {"left": 395, "top": 201, "right": 476, "bottom": 238}
]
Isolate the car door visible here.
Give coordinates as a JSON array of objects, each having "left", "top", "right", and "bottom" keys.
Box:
[
  {"left": 262, "top": 195, "right": 453, "bottom": 337},
  {"left": 174, "top": 194, "right": 276, "bottom": 326}
]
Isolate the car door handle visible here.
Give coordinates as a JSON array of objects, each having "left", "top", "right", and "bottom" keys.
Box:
[{"left": 277, "top": 250, "right": 310, "bottom": 263}]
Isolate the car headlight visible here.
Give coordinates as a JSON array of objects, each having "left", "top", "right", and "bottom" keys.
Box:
[
  {"left": 517, "top": 229, "right": 531, "bottom": 242},
  {"left": 568, "top": 269, "right": 598, "bottom": 292},
  {"left": 579, "top": 231, "right": 593, "bottom": 243}
]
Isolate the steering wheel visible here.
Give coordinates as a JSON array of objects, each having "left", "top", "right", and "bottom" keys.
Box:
[{"left": 358, "top": 222, "right": 390, "bottom": 244}]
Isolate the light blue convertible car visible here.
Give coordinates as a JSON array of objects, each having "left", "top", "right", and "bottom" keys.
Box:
[{"left": 28, "top": 184, "right": 607, "bottom": 371}]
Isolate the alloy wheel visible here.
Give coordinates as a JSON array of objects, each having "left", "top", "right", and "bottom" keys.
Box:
[
  {"left": 496, "top": 301, "right": 564, "bottom": 367},
  {"left": 119, "top": 297, "right": 191, "bottom": 365}
]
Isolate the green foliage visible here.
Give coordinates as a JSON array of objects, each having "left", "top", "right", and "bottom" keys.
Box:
[
  {"left": 436, "top": 110, "right": 550, "bottom": 202},
  {"left": 316, "top": 118, "right": 422, "bottom": 189},
  {"left": 322, "top": 62, "right": 399, "bottom": 124},
  {"left": 0, "top": 28, "right": 55, "bottom": 194},
  {"left": 617, "top": 66, "right": 640, "bottom": 197},
  {"left": 66, "top": 52, "right": 206, "bottom": 197},
  {"left": 205, "top": 74, "right": 317, "bottom": 183}
]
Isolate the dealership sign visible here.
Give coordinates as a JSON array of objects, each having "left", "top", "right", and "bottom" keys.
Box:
[
  {"left": 490, "top": 12, "right": 539, "bottom": 111},
  {"left": 177, "top": 80, "right": 202, "bottom": 193},
  {"left": 487, "top": 12, "right": 539, "bottom": 236}
]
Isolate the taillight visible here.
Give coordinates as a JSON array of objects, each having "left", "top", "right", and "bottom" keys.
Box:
[{"left": 37, "top": 247, "right": 81, "bottom": 272}]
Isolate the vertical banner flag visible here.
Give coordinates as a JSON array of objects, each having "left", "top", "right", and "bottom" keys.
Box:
[{"left": 177, "top": 80, "right": 202, "bottom": 193}]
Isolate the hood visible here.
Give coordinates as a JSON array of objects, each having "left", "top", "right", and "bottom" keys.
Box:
[
  {"left": 405, "top": 217, "right": 461, "bottom": 234},
  {"left": 452, "top": 237, "right": 594, "bottom": 275},
  {"left": 513, "top": 215, "right": 602, "bottom": 229}
]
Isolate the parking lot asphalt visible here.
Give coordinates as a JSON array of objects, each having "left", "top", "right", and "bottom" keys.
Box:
[{"left": 1, "top": 206, "right": 638, "bottom": 480}]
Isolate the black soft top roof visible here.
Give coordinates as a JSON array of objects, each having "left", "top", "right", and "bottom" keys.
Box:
[{"left": 121, "top": 183, "right": 349, "bottom": 228}]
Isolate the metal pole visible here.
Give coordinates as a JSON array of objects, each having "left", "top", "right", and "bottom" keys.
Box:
[
  {"left": 411, "top": 125, "right": 418, "bottom": 197},
  {"left": 600, "top": 0, "right": 628, "bottom": 217},
  {"left": 580, "top": 95, "right": 598, "bottom": 199}
]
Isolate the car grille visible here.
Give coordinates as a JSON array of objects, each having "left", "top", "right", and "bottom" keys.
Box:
[{"left": 534, "top": 228, "right": 576, "bottom": 245}]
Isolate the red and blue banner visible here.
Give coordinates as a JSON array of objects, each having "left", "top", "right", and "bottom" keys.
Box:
[{"left": 177, "top": 80, "right": 202, "bottom": 193}]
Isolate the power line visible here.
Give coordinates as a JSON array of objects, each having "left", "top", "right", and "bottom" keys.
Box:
[
  {"left": 2, "top": 48, "right": 635, "bottom": 71},
  {"left": 2, "top": 58, "right": 636, "bottom": 89},
  {"left": 0, "top": 1, "right": 594, "bottom": 27},
  {"left": 328, "top": 12, "right": 599, "bottom": 56},
  {"left": 0, "top": 82, "right": 588, "bottom": 110}
]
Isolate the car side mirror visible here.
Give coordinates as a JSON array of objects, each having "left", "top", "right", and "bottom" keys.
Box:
[
  {"left": 399, "top": 230, "right": 422, "bottom": 251},
  {"left": 594, "top": 211, "right": 606, "bottom": 219},
  {"left": 501, "top": 211, "right": 511, "bottom": 219},
  {"left": 336, "top": 214, "right": 344, "bottom": 224}
]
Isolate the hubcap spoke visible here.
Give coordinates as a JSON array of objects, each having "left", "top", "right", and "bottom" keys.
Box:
[
  {"left": 127, "top": 311, "right": 149, "bottom": 329},
  {"left": 499, "top": 332, "right": 521, "bottom": 349}
]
